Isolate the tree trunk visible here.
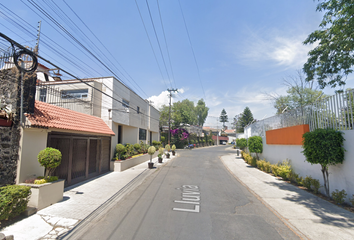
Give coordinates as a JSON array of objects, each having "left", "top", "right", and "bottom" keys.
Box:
[{"left": 321, "top": 165, "right": 330, "bottom": 196}]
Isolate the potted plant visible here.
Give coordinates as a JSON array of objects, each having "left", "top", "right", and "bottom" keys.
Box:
[
  {"left": 0, "top": 99, "right": 14, "bottom": 127},
  {"left": 165, "top": 144, "right": 170, "bottom": 158},
  {"left": 158, "top": 147, "right": 164, "bottom": 163},
  {"left": 172, "top": 144, "right": 176, "bottom": 156},
  {"left": 148, "top": 146, "right": 156, "bottom": 169},
  {"left": 21, "top": 147, "right": 65, "bottom": 210}
]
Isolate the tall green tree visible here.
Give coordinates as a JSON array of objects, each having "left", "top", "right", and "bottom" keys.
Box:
[
  {"left": 219, "top": 109, "right": 228, "bottom": 128},
  {"left": 238, "top": 107, "right": 254, "bottom": 132},
  {"left": 172, "top": 99, "right": 197, "bottom": 128},
  {"left": 195, "top": 99, "right": 209, "bottom": 126},
  {"left": 303, "top": 0, "right": 354, "bottom": 88}
]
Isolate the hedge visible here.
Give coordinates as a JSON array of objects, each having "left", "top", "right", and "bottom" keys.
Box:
[{"left": 0, "top": 185, "right": 31, "bottom": 220}]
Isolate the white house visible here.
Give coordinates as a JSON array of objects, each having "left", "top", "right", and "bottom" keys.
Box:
[{"left": 35, "top": 76, "right": 160, "bottom": 159}]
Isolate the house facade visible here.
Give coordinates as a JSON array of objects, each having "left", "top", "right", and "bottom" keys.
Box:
[{"left": 35, "top": 76, "right": 160, "bottom": 159}]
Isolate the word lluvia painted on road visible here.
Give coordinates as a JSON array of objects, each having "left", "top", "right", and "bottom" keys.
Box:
[{"left": 173, "top": 185, "right": 200, "bottom": 213}]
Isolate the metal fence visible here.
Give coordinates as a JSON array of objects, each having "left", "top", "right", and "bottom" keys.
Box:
[
  {"left": 245, "top": 89, "right": 354, "bottom": 138},
  {"left": 35, "top": 81, "right": 93, "bottom": 114}
]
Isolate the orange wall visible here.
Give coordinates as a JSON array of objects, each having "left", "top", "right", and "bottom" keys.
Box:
[{"left": 266, "top": 124, "right": 309, "bottom": 145}]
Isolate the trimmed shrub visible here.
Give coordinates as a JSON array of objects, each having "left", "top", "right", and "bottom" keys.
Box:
[
  {"left": 116, "top": 144, "right": 126, "bottom": 160},
  {"left": 236, "top": 138, "right": 247, "bottom": 150},
  {"left": 158, "top": 147, "right": 164, "bottom": 156},
  {"left": 165, "top": 144, "right": 171, "bottom": 152},
  {"left": 302, "top": 128, "right": 345, "bottom": 196},
  {"left": 133, "top": 143, "right": 141, "bottom": 153},
  {"left": 37, "top": 147, "right": 62, "bottom": 178},
  {"left": 0, "top": 185, "right": 31, "bottom": 220},
  {"left": 248, "top": 136, "right": 263, "bottom": 159},
  {"left": 331, "top": 189, "right": 347, "bottom": 205}
]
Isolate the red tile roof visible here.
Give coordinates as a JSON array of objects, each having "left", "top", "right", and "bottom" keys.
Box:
[
  {"left": 224, "top": 129, "right": 235, "bottom": 133},
  {"left": 212, "top": 135, "right": 229, "bottom": 141},
  {"left": 26, "top": 101, "right": 115, "bottom": 135}
]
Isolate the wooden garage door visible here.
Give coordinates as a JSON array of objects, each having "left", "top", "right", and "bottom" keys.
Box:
[
  {"left": 101, "top": 138, "right": 110, "bottom": 173},
  {"left": 49, "top": 133, "right": 111, "bottom": 187}
]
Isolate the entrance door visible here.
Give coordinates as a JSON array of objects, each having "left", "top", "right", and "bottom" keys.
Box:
[{"left": 118, "top": 125, "right": 122, "bottom": 144}]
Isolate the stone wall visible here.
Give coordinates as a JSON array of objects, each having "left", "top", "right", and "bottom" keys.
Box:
[{"left": 0, "top": 68, "right": 36, "bottom": 186}]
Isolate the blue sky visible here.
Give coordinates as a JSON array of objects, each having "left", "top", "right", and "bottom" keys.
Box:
[{"left": 1, "top": 1, "right": 351, "bottom": 128}]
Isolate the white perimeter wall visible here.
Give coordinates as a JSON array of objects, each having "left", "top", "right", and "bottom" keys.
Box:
[
  {"left": 257, "top": 130, "right": 354, "bottom": 202},
  {"left": 17, "top": 128, "right": 48, "bottom": 183}
]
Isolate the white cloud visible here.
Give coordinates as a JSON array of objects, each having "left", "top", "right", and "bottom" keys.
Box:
[
  {"left": 147, "top": 88, "right": 185, "bottom": 110},
  {"left": 238, "top": 30, "right": 315, "bottom": 69}
]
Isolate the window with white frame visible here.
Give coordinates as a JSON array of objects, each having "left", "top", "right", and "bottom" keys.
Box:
[{"left": 61, "top": 89, "right": 88, "bottom": 99}]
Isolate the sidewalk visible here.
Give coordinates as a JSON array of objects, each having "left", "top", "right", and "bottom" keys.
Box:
[
  {"left": 221, "top": 153, "right": 354, "bottom": 240},
  {"left": 1, "top": 155, "right": 175, "bottom": 240}
]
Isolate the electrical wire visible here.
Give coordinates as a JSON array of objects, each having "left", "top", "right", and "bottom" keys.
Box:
[
  {"left": 0, "top": 33, "right": 160, "bottom": 123},
  {"left": 156, "top": 0, "right": 177, "bottom": 89},
  {"left": 145, "top": 0, "right": 173, "bottom": 89},
  {"left": 134, "top": 0, "right": 169, "bottom": 90},
  {"left": 177, "top": 0, "right": 206, "bottom": 100}
]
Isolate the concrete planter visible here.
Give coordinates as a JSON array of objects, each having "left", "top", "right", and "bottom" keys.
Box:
[
  {"left": 20, "top": 179, "right": 65, "bottom": 210},
  {"left": 111, "top": 152, "right": 158, "bottom": 172}
]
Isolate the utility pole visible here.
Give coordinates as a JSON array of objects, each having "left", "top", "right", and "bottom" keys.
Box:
[
  {"left": 34, "top": 21, "right": 41, "bottom": 54},
  {"left": 167, "top": 88, "right": 178, "bottom": 144}
]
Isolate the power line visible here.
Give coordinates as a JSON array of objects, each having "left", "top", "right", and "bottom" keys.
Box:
[
  {"left": 62, "top": 0, "right": 149, "bottom": 99},
  {"left": 145, "top": 0, "right": 173, "bottom": 89},
  {"left": 0, "top": 32, "right": 161, "bottom": 124},
  {"left": 177, "top": 0, "right": 206, "bottom": 100},
  {"left": 134, "top": 0, "right": 169, "bottom": 89},
  {"left": 156, "top": 0, "right": 177, "bottom": 89}
]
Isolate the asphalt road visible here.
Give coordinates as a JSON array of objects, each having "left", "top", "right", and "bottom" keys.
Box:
[{"left": 76, "top": 146, "right": 300, "bottom": 240}]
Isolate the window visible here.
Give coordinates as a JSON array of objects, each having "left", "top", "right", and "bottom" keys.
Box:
[
  {"left": 137, "top": 106, "right": 140, "bottom": 114},
  {"left": 39, "top": 88, "right": 47, "bottom": 102},
  {"left": 61, "top": 89, "right": 88, "bottom": 99},
  {"left": 122, "top": 99, "right": 129, "bottom": 108},
  {"left": 139, "top": 128, "right": 147, "bottom": 140}
]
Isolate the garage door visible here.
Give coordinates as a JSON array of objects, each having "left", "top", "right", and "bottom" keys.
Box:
[{"left": 49, "top": 132, "right": 111, "bottom": 187}]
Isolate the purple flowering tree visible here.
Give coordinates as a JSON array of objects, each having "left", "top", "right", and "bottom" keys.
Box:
[{"left": 170, "top": 128, "right": 189, "bottom": 148}]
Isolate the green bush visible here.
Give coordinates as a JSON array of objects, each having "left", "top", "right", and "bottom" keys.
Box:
[
  {"left": 165, "top": 144, "right": 171, "bottom": 152},
  {"left": 35, "top": 176, "right": 59, "bottom": 184},
  {"left": 303, "top": 176, "right": 313, "bottom": 190},
  {"left": 271, "top": 164, "right": 279, "bottom": 177},
  {"left": 160, "top": 136, "right": 166, "bottom": 144},
  {"left": 311, "top": 178, "right": 321, "bottom": 194},
  {"left": 236, "top": 138, "right": 247, "bottom": 150},
  {"left": 277, "top": 160, "right": 292, "bottom": 180},
  {"left": 248, "top": 136, "right": 263, "bottom": 159},
  {"left": 288, "top": 170, "right": 299, "bottom": 184},
  {"left": 256, "top": 160, "right": 265, "bottom": 170},
  {"left": 0, "top": 185, "right": 31, "bottom": 220},
  {"left": 148, "top": 146, "right": 156, "bottom": 155},
  {"left": 37, "top": 147, "right": 62, "bottom": 178},
  {"left": 115, "top": 144, "right": 126, "bottom": 160},
  {"left": 331, "top": 189, "right": 347, "bottom": 205},
  {"left": 349, "top": 195, "right": 354, "bottom": 206},
  {"left": 302, "top": 128, "right": 345, "bottom": 196},
  {"left": 133, "top": 143, "right": 141, "bottom": 152},
  {"left": 264, "top": 161, "right": 271, "bottom": 173}
]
